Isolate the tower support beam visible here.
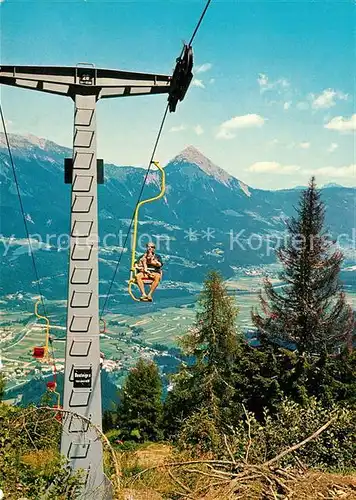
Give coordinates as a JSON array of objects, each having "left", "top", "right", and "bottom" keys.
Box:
[
  {"left": 60, "top": 93, "right": 108, "bottom": 498},
  {"left": 0, "top": 54, "right": 193, "bottom": 499}
]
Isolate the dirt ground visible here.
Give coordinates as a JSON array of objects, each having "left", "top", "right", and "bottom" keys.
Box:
[{"left": 284, "top": 472, "right": 356, "bottom": 500}]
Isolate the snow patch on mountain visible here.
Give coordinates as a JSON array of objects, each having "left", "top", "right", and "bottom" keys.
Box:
[
  {"left": 244, "top": 210, "right": 274, "bottom": 226},
  {"left": 239, "top": 180, "right": 251, "bottom": 197},
  {"left": 223, "top": 209, "right": 243, "bottom": 218},
  {"left": 145, "top": 171, "right": 161, "bottom": 187}
]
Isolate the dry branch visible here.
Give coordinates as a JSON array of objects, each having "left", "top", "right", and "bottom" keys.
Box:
[
  {"left": 185, "top": 468, "right": 232, "bottom": 481},
  {"left": 131, "top": 459, "right": 238, "bottom": 481},
  {"left": 168, "top": 469, "right": 193, "bottom": 495},
  {"left": 263, "top": 416, "right": 336, "bottom": 467},
  {"left": 242, "top": 403, "right": 252, "bottom": 464},
  {"left": 223, "top": 433, "right": 236, "bottom": 464},
  {"left": 131, "top": 415, "right": 339, "bottom": 499}
]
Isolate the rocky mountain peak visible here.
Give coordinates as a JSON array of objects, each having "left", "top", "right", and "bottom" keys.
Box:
[{"left": 171, "top": 145, "right": 237, "bottom": 187}]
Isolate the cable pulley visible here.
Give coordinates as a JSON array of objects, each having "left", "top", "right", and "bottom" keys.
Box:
[{"left": 168, "top": 44, "right": 194, "bottom": 112}]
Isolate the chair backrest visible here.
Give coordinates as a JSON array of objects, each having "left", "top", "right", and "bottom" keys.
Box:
[{"left": 33, "top": 346, "right": 46, "bottom": 359}]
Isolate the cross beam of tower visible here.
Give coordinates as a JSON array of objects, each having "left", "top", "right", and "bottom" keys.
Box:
[
  {"left": 0, "top": 52, "right": 193, "bottom": 500},
  {"left": 0, "top": 64, "right": 171, "bottom": 98}
]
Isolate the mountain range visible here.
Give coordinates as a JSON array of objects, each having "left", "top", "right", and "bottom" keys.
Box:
[{"left": 1, "top": 133, "right": 355, "bottom": 303}]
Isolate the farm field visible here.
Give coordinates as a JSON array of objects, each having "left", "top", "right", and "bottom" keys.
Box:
[{"left": 1, "top": 272, "right": 356, "bottom": 392}]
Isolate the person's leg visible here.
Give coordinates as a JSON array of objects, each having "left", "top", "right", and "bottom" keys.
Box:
[
  {"left": 135, "top": 273, "right": 147, "bottom": 298},
  {"left": 147, "top": 273, "right": 161, "bottom": 300}
]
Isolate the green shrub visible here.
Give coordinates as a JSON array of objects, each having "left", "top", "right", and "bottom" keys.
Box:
[
  {"left": 0, "top": 403, "right": 83, "bottom": 498},
  {"left": 177, "top": 407, "right": 223, "bottom": 456},
  {"left": 230, "top": 398, "right": 356, "bottom": 471}
]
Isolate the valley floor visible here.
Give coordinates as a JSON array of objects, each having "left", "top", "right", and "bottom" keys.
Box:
[{"left": 1, "top": 268, "right": 356, "bottom": 399}]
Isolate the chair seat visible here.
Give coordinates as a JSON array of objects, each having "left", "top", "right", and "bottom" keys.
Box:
[
  {"left": 142, "top": 278, "right": 154, "bottom": 284},
  {"left": 33, "top": 346, "right": 46, "bottom": 359}
]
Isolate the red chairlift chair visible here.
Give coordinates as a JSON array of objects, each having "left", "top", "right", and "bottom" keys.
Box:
[{"left": 33, "top": 346, "right": 47, "bottom": 360}]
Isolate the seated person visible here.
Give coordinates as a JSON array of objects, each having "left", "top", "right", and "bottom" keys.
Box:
[{"left": 135, "top": 242, "right": 163, "bottom": 301}]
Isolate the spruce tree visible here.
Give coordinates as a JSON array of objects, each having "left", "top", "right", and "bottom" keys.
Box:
[
  {"left": 231, "top": 342, "right": 284, "bottom": 420},
  {"left": 252, "top": 177, "right": 353, "bottom": 355},
  {"left": 117, "top": 358, "right": 163, "bottom": 441},
  {"left": 102, "top": 410, "right": 115, "bottom": 432},
  {"left": 164, "top": 271, "right": 239, "bottom": 436}
]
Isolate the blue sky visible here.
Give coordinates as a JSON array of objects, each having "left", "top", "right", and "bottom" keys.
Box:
[{"left": 0, "top": 0, "right": 355, "bottom": 189}]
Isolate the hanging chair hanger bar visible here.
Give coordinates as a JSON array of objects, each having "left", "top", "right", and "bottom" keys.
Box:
[
  {"left": 34, "top": 298, "right": 50, "bottom": 360},
  {"left": 128, "top": 161, "right": 166, "bottom": 301}
]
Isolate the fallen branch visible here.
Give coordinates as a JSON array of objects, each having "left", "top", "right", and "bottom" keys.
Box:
[
  {"left": 293, "top": 452, "right": 308, "bottom": 472},
  {"left": 269, "top": 471, "right": 292, "bottom": 494},
  {"left": 275, "top": 468, "right": 297, "bottom": 481},
  {"left": 223, "top": 433, "right": 236, "bottom": 464},
  {"left": 131, "top": 459, "right": 238, "bottom": 481},
  {"left": 263, "top": 416, "right": 337, "bottom": 467},
  {"left": 185, "top": 468, "right": 232, "bottom": 481},
  {"left": 168, "top": 469, "right": 192, "bottom": 495},
  {"left": 131, "top": 415, "right": 338, "bottom": 499},
  {"left": 194, "top": 479, "right": 231, "bottom": 494}
]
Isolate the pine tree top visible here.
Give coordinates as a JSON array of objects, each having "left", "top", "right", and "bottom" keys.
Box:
[{"left": 252, "top": 177, "right": 354, "bottom": 355}]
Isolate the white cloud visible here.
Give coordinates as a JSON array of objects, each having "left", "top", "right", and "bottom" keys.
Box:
[
  {"left": 257, "top": 73, "right": 269, "bottom": 88},
  {"left": 310, "top": 89, "right": 348, "bottom": 110},
  {"left": 267, "top": 140, "right": 310, "bottom": 150},
  {"left": 196, "top": 63, "right": 212, "bottom": 74},
  {"left": 280, "top": 79, "right": 289, "bottom": 88},
  {"left": 307, "top": 164, "right": 355, "bottom": 178},
  {"left": 216, "top": 114, "right": 265, "bottom": 140},
  {"left": 327, "top": 142, "right": 338, "bottom": 153},
  {"left": 169, "top": 124, "right": 204, "bottom": 136},
  {"left": 194, "top": 125, "right": 204, "bottom": 136},
  {"left": 283, "top": 101, "right": 292, "bottom": 110},
  {"left": 257, "top": 73, "right": 290, "bottom": 94},
  {"left": 247, "top": 161, "right": 300, "bottom": 175},
  {"left": 169, "top": 125, "right": 186, "bottom": 133},
  {"left": 209, "top": 78, "right": 215, "bottom": 84},
  {"left": 192, "top": 79, "right": 205, "bottom": 89},
  {"left": 247, "top": 160, "right": 354, "bottom": 180},
  {"left": 324, "top": 114, "right": 356, "bottom": 132},
  {"left": 226, "top": 114, "right": 265, "bottom": 128}
]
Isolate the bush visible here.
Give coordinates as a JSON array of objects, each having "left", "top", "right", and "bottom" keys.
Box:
[
  {"left": 230, "top": 398, "right": 356, "bottom": 471},
  {"left": 0, "top": 404, "right": 83, "bottom": 498},
  {"left": 177, "top": 407, "right": 223, "bottom": 456}
]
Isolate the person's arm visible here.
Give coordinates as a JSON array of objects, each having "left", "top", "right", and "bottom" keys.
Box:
[
  {"left": 137, "top": 254, "right": 148, "bottom": 273},
  {"left": 152, "top": 255, "right": 163, "bottom": 267}
]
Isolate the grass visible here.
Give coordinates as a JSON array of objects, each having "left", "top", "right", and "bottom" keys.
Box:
[{"left": 115, "top": 443, "right": 356, "bottom": 499}]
